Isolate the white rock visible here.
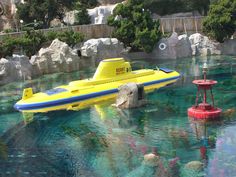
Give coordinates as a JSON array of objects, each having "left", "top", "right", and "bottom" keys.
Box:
[
  {"left": 88, "top": 4, "right": 117, "bottom": 24},
  {"left": 0, "top": 55, "right": 33, "bottom": 85},
  {"left": 81, "top": 38, "right": 124, "bottom": 61},
  {"left": 189, "top": 33, "right": 221, "bottom": 56},
  {"left": 30, "top": 39, "right": 80, "bottom": 75},
  {"left": 63, "top": 10, "right": 78, "bottom": 25}
]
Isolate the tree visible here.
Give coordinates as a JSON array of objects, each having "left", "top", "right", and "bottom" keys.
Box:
[
  {"left": 75, "top": 3, "right": 91, "bottom": 25},
  {"left": 144, "top": 0, "right": 211, "bottom": 16},
  {"left": 107, "top": 0, "right": 162, "bottom": 53},
  {"left": 17, "top": 0, "right": 76, "bottom": 28},
  {"left": 203, "top": 0, "right": 236, "bottom": 42},
  {"left": 76, "top": 0, "right": 98, "bottom": 8}
]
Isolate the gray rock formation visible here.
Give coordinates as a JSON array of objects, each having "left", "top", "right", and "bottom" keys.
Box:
[
  {"left": 30, "top": 39, "right": 80, "bottom": 75},
  {"left": 189, "top": 33, "right": 221, "bottom": 56},
  {"left": 221, "top": 39, "right": 236, "bottom": 55},
  {"left": 0, "top": 55, "right": 33, "bottom": 86},
  {"left": 115, "top": 83, "right": 146, "bottom": 109},
  {"left": 81, "top": 38, "right": 124, "bottom": 61},
  {"left": 152, "top": 32, "right": 192, "bottom": 59}
]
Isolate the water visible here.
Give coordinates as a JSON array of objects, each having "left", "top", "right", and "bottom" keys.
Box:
[{"left": 0, "top": 56, "right": 235, "bottom": 177}]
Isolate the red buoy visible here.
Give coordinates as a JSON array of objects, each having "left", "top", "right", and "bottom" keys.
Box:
[{"left": 188, "top": 63, "right": 222, "bottom": 119}]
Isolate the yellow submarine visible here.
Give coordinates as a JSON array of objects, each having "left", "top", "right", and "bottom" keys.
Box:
[{"left": 14, "top": 58, "right": 180, "bottom": 112}]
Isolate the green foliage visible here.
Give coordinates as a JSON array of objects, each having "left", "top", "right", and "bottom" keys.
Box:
[
  {"left": 203, "top": 0, "right": 236, "bottom": 42},
  {"left": 75, "top": 3, "right": 91, "bottom": 25},
  {"left": 144, "top": 0, "right": 211, "bottom": 16},
  {"left": 0, "top": 30, "right": 84, "bottom": 58},
  {"left": 57, "top": 30, "right": 84, "bottom": 47},
  {"left": 76, "top": 0, "right": 98, "bottom": 8},
  {"left": 107, "top": 0, "right": 162, "bottom": 53},
  {"left": 16, "top": 0, "right": 76, "bottom": 28}
]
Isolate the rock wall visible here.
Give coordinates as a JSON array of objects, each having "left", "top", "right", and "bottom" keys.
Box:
[{"left": 1, "top": 33, "right": 236, "bottom": 86}]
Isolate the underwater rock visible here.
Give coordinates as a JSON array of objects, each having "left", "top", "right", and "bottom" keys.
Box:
[
  {"left": 30, "top": 39, "right": 80, "bottom": 75},
  {"left": 115, "top": 83, "right": 146, "bottom": 109},
  {"left": 223, "top": 108, "right": 236, "bottom": 118},
  {"left": 143, "top": 153, "right": 160, "bottom": 167},
  {"left": 0, "top": 55, "right": 33, "bottom": 85},
  {"left": 189, "top": 33, "right": 221, "bottom": 56},
  {"left": 81, "top": 38, "right": 124, "bottom": 61},
  {"left": 185, "top": 161, "right": 203, "bottom": 171}
]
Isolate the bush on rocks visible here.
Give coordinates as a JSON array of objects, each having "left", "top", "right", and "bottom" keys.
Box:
[{"left": 0, "top": 30, "right": 84, "bottom": 58}]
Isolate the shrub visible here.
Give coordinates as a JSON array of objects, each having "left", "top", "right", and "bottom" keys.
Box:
[
  {"left": 75, "top": 4, "right": 91, "bottom": 25},
  {"left": 203, "top": 0, "right": 236, "bottom": 42},
  {"left": 107, "top": 0, "right": 162, "bottom": 53},
  {"left": 0, "top": 30, "right": 84, "bottom": 58}
]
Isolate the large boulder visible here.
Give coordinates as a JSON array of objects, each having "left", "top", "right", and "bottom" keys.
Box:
[
  {"left": 189, "top": 33, "right": 221, "bottom": 56},
  {"left": 221, "top": 39, "right": 236, "bottom": 55},
  {"left": 152, "top": 32, "right": 192, "bottom": 59},
  {"left": 30, "top": 39, "right": 80, "bottom": 75},
  {"left": 0, "top": 55, "right": 33, "bottom": 86},
  {"left": 88, "top": 4, "right": 117, "bottom": 24},
  {"left": 81, "top": 38, "right": 124, "bottom": 61}
]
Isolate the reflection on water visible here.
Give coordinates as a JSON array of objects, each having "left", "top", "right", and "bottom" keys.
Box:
[{"left": 0, "top": 56, "right": 235, "bottom": 177}]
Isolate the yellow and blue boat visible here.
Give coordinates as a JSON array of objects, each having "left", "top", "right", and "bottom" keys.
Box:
[{"left": 14, "top": 58, "right": 180, "bottom": 112}]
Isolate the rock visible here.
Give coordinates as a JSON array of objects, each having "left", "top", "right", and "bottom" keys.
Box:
[
  {"left": 143, "top": 153, "right": 160, "bottom": 167},
  {"left": 176, "top": 34, "right": 192, "bottom": 58},
  {"left": 63, "top": 4, "right": 118, "bottom": 25},
  {"left": 30, "top": 39, "right": 80, "bottom": 75},
  {"left": 63, "top": 10, "right": 78, "bottom": 25},
  {"left": 50, "top": 18, "right": 63, "bottom": 27},
  {"left": 81, "top": 38, "right": 124, "bottom": 61},
  {"left": 88, "top": 4, "right": 117, "bottom": 24},
  {"left": 0, "top": 55, "right": 33, "bottom": 86},
  {"left": 152, "top": 32, "right": 192, "bottom": 59},
  {"left": 189, "top": 33, "right": 221, "bottom": 56},
  {"left": 221, "top": 39, "right": 236, "bottom": 55},
  {"left": 185, "top": 161, "right": 203, "bottom": 171},
  {"left": 115, "top": 83, "right": 146, "bottom": 109}
]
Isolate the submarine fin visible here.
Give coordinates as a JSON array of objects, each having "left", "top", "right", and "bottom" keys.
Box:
[{"left": 22, "top": 88, "right": 33, "bottom": 100}]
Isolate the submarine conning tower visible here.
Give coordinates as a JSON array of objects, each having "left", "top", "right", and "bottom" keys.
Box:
[{"left": 93, "top": 58, "right": 132, "bottom": 80}]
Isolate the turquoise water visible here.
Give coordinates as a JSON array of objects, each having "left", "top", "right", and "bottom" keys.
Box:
[{"left": 0, "top": 56, "right": 235, "bottom": 177}]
